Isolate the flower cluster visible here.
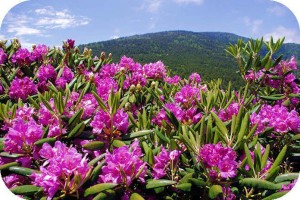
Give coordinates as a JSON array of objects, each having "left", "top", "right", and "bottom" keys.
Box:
[
  {"left": 218, "top": 102, "right": 240, "bottom": 122},
  {"left": 281, "top": 179, "right": 298, "bottom": 191},
  {"left": 37, "top": 64, "right": 57, "bottom": 82},
  {"left": 245, "top": 57, "right": 300, "bottom": 108},
  {"left": 189, "top": 72, "right": 201, "bottom": 85},
  {"left": 164, "top": 75, "right": 181, "bottom": 85},
  {"left": 152, "top": 147, "right": 181, "bottom": 179},
  {"left": 200, "top": 143, "right": 237, "bottom": 179},
  {"left": 0, "top": 48, "right": 7, "bottom": 64},
  {"left": 31, "top": 141, "right": 90, "bottom": 199},
  {"left": 100, "top": 139, "right": 147, "bottom": 186},
  {"left": 31, "top": 44, "right": 48, "bottom": 61},
  {"left": 250, "top": 104, "right": 300, "bottom": 135},
  {"left": 90, "top": 109, "right": 129, "bottom": 137},
  {"left": 4, "top": 119, "right": 43, "bottom": 155},
  {"left": 174, "top": 85, "right": 201, "bottom": 107},
  {"left": 55, "top": 66, "right": 74, "bottom": 89},
  {"left": 9, "top": 77, "right": 37, "bottom": 101},
  {"left": 240, "top": 145, "right": 272, "bottom": 178},
  {"left": 38, "top": 100, "right": 66, "bottom": 137},
  {"left": 11, "top": 48, "right": 32, "bottom": 66},
  {"left": 144, "top": 61, "right": 167, "bottom": 79},
  {"left": 95, "top": 77, "right": 118, "bottom": 101}
]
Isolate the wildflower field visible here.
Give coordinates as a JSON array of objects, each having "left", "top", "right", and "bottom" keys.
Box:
[{"left": 0, "top": 37, "right": 299, "bottom": 200}]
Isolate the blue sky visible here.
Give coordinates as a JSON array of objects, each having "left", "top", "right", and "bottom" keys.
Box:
[{"left": 0, "top": 0, "right": 299, "bottom": 48}]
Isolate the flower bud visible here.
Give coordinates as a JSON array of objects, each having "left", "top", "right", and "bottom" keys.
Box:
[
  {"left": 129, "top": 85, "right": 135, "bottom": 93},
  {"left": 125, "top": 102, "right": 131, "bottom": 111},
  {"left": 100, "top": 52, "right": 106, "bottom": 61},
  {"left": 151, "top": 81, "right": 156, "bottom": 88},
  {"left": 120, "top": 67, "right": 126, "bottom": 74},
  {"left": 108, "top": 53, "right": 112, "bottom": 59},
  {"left": 136, "top": 83, "right": 142, "bottom": 91},
  {"left": 74, "top": 47, "right": 79, "bottom": 53}
]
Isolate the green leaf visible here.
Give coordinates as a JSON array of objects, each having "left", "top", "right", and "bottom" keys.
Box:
[
  {"left": 112, "top": 140, "right": 126, "bottom": 147},
  {"left": 92, "top": 91, "right": 107, "bottom": 112},
  {"left": 83, "top": 141, "right": 105, "bottom": 150},
  {"left": 146, "top": 179, "right": 177, "bottom": 189},
  {"left": 91, "top": 161, "right": 106, "bottom": 183},
  {"left": 266, "top": 145, "right": 287, "bottom": 176},
  {"left": 260, "top": 95, "right": 285, "bottom": 101},
  {"left": 10, "top": 185, "right": 42, "bottom": 195},
  {"left": 187, "top": 178, "right": 206, "bottom": 188},
  {"left": 208, "top": 185, "right": 223, "bottom": 199},
  {"left": 68, "top": 108, "right": 84, "bottom": 127},
  {"left": 175, "top": 183, "right": 192, "bottom": 192},
  {"left": 93, "top": 189, "right": 116, "bottom": 200},
  {"left": 9, "top": 166, "right": 38, "bottom": 176},
  {"left": 244, "top": 143, "right": 254, "bottom": 173},
  {"left": 122, "top": 130, "right": 153, "bottom": 140},
  {"left": 88, "top": 153, "right": 106, "bottom": 166},
  {"left": 34, "top": 137, "right": 56, "bottom": 146},
  {"left": 292, "top": 134, "right": 300, "bottom": 141},
  {"left": 0, "top": 162, "right": 19, "bottom": 170},
  {"left": 239, "top": 178, "right": 281, "bottom": 190},
  {"left": 261, "top": 144, "right": 270, "bottom": 170},
  {"left": 67, "top": 122, "right": 85, "bottom": 138},
  {"left": 0, "top": 152, "right": 24, "bottom": 158},
  {"left": 262, "top": 191, "right": 288, "bottom": 200},
  {"left": 84, "top": 183, "right": 118, "bottom": 197},
  {"left": 274, "top": 173, "right": 299, "bottom": 183},
  {"left": 130, "top": 193, "right": 145, "bottom": 200},
  {"left": 211, "top": 112, "right": 229, "bottom": 143},
  {"left": 179, "top": 173, "right": 194, "bottom": 184}
]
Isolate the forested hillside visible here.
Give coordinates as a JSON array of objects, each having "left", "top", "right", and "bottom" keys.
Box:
[{"left": 79, "top": 31, "right": 300, "bottom": 87}]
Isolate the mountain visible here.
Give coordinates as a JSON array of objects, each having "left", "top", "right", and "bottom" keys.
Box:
[{"left": 78, "top": 31, "right": 300, "bottom": 87}]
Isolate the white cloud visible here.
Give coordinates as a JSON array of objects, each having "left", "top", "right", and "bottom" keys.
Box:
[
  {"left": 244, "top": 17, "right": 263, "bottom": 34},
  {"left": 174, "top": 0, "right": 204, "bottom": 5},
  {"left": 7, "top": 26, "right": 41, "bottom": 36},
  {"left": 2, "top": 6, "right": 90, "bottom": 38},
  {"left": 4, "top": 14, "right": 41, "bottom": 36},
  {"left": 0, "top": 34, "right": 6, "bottom": 40},
  {"left": 267, "top": 5, "right": 285, "bottom": 16},
  {"left": 141, "top": 0, "right": 162, "bottom": 13},
  {"left": 149, "top": 17, "right": 157, "bottom": 29},
  {"left": 110, "top": 35, "right": 120, "bottom": 40},
  {"left": 264, "top": 26, "right": 300, "bottom": 43},
  {"left": 35, "top": 6, "right": 90, "bottom": 29}
]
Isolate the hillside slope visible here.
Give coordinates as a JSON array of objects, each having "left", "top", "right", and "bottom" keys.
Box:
[{"left": 79, "top": 31, "right": 300, "bottom": 87}]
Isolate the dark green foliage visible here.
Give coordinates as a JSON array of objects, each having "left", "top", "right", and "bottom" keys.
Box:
[{"left": 79, "top": 31, "right": 300, "bottom": 88}]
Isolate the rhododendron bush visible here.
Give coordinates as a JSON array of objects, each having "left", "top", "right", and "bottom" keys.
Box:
[{"left": 0, "top": 37, "right": 299, "bottom": 200}]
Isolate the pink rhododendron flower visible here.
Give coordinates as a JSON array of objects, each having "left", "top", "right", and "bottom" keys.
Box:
[
  {"left": 100, "top": 139, "right": 147, "bottom": 186},
  {"left": 90, "top": 109, "right": 129, "bottom": 136},
  {"left": 31, "top": 44, "right": 48, "bottom": 61},
  {"left": 250, "top": 104, "right": 300, "bottom": 134},
  {"left": 95, "top": 77, "right": 118, "bottom": 102},
  {"left": 37, "top": 64, "right": 57, "bottom": 82},
  {"left": 174, "top": 85, "right": 201, "bottom": 107},
  {"left": 0, "top": 48, "right": 7, "bottom": 64},
  {"left": 152, "top": 147, "right": 181, "bottom": 179},
  {"left": 218, "top": 102, "right": 240, "bottom": 122},
  {"left": 165, "top": 75, "right": 182, "bottom": 85},
  {"left": 31, "top": 141, "right": 90, "bottom": 200},
  {"left": 200, "top": 143, "right": 237, "bottom": 179},
  {"left": 9, "top": 77, "right": 37, "bottom": 101},
  {"left": 55, "top": 66, "right": 74, "bottom": 89},
  {"left": 144, "top": 61, "right": 167, "bottom": 79},
  {"left": 4, "top": 119, "right": 43, "bottom": 154},
  {"left": 189, "top": 72, "right": 201, "bottom": 84},
  {"left": 11, "top": 48, "right": 32, "bottom": 66}
]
